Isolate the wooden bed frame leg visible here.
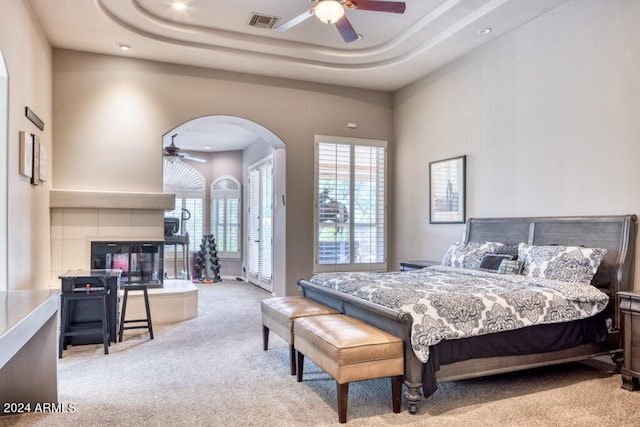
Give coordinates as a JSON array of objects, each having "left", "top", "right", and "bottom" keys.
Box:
[
  {"left": 612, "top": 351, "right": 624, "bottom": 374},
  {"left": 402, "top": 342, "right": 423, "bottom": 414},
  {"left": 404, "top": 381, "right": 422, "bottom": 414},
  {"left": 621, "top": 373, "right": 640, "bottom": 391}
]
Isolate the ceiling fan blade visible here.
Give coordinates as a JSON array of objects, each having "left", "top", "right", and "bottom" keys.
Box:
[
  {"left": 348, "top": 0, "right": 406, "bottom": 14},
  {"left": 182, "top": 153, "right": 207, "bottom": 163},
  {"left": 273, "top": 9, "right": 314, "bottom": 32},
  {"left": 335, "top": 15, "right": 359, "bottom": 43}
]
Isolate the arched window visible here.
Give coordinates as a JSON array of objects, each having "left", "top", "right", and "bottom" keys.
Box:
[
  {"left": 210, "top": 176, "right": 241, "bottom": 258},
  {"left": 163, "top": 159, "right": 205, "bottom": 252}
]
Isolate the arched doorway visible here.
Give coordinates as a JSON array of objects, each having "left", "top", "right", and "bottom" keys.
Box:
[
  {"left": 162, "top": 115, "right": 286, "bottom": 295},
  {"left": 163, "top": 159, "right": 206, "bottom": 279}
]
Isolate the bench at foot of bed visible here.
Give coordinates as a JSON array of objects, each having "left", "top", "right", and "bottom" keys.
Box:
[
  {"left": 261, "top": 296, "right": 339, "bottom": 375},
  {"left": 294, "top": 314, "right": 404, "bottom": 423}
]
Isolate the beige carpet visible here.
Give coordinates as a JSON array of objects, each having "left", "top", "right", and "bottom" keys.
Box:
[{"left": 3, "top": 280, "right": 640, "bottom": 427}]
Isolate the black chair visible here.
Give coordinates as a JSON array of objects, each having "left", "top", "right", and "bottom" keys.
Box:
[
  {"left": 118, "top": 284, "right": 154, "bottom": 341},
  {"left": 59, "top": 287, "right": 110, "bottom": 358}
]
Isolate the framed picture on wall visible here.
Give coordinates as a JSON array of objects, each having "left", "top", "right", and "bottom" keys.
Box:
[
  {"left": 31, "top": 133, "right": 40, "bottom": 185},
  {"left": 19, "top": 131, "right": 33, "bottom": 178},
  {"left": 39, "top": 142, "right": 47, "bottom": 182},
  {"left": 429, "top": 155, "right": 466, "bottom": 223}
]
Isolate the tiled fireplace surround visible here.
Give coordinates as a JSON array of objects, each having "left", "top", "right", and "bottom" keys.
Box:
[
  {"left": 50, "top": 207, "right": 164, "bottom": 283},
  {"left": 50, "top": 191, "right": 197, "bottom": 324}
]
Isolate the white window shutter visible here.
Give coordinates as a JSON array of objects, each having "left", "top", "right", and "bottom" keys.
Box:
[
  {"left": 315, "top": 136, "right": 387, "bottom": 273},
  {"left": 210, "top": 176, "right": 241, "bottom": 258}
]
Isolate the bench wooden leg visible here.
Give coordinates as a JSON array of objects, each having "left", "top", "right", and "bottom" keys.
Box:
[
  {"left": 263, "top": 324, "right": 296, "bottom": 375},
  {"left": 337, "top": 382, "right": 349, "bottom": 423},
  {"left": 289, "top": 344, "right": 296, "bottom": 376},
  {"left": 296, "top": 351, "right": 304, "bottom": 382},
  {"left": 262, "top": 325, "right": 269, "bottom": 351},
  {"left": 392, "top": 375, "right": 402, "bottom": 413}
]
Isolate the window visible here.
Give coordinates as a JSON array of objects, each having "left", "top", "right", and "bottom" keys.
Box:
[
  {"left": 314, "top": 135, "right": 387, "bottom": 272},
  {"left": 165, "top": 198, "right": 204, "bottom": 253},
  {"left": 210, "top": 176, "right": 241, "bottom": 258},
  {"left": 163, "top": 160, "right": 205, "bottom": 253}
]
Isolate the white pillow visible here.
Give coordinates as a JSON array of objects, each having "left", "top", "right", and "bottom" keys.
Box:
[
  {"left": 441, "top": 241, "right": 509, "bottom": 270},
  {"left": 518, "top": 243, "right": 607, "bottom": 284}
]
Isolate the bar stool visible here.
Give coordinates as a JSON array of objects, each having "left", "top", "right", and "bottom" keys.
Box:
[
  {"left": 118, "top": 284, "right": 154, "bottom": 341},
  {"left": 59, "top": 288, "right": 110, "bottom": 358}
]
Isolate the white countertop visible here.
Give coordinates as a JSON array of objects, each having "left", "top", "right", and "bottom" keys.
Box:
[{"left": 0, "top": 288, "right": 60, "bottom": 368}]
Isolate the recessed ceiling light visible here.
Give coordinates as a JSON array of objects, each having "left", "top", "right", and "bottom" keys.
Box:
[
  {"left": 171, "top": 1, "right": 187, "bottom": 10},
  {"left": 203, "top": 146, "right": 211, "bottom": 150},
  {"left": 117, "top": 43, "right": 132, "bottom": 51},
  {"left": 478, "top": 28, "right": 492, "bottom": 35}
]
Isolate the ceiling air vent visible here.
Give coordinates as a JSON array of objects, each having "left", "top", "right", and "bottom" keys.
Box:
[{"left": 247, "top": 13, "right": 280, "bottom": 29}]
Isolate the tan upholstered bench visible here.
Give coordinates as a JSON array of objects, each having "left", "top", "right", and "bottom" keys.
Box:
[
  {"left": 261, "top": 296, "right": 339, "bottom": 375},
  {"left": 294, "top": 314, "right": 404, "bottom": 423}
]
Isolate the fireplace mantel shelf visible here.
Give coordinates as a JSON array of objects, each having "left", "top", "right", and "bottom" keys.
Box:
[{"left": 50, "top": 190, "right": 174, "bottom": 210}]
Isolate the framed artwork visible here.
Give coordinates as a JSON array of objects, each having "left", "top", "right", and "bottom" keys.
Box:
[
  {"left": 19, "top": 131, "right": 33, "bottom": 178},
  {"left": 31, "top": 133, "right": 40, "bottom": 185},
  {"left": 429, "top": 155, "right": 466, "bottom": 224},
  {"left": 39, "top": 142, "right": 48, "bottom": 182},
  {"left": 25, "top": 106, "right": 44, "bottom": 131}
]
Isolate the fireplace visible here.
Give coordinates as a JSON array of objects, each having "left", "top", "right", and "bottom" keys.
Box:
[{"left": 91, "top": 241, "right": 164, "bottom": 287}]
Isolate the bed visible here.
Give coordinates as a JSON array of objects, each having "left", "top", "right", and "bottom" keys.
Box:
[{"left": 297, "top": 215, "right": 637, "bottom": 414}]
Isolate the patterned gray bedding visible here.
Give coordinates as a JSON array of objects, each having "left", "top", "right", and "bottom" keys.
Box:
[{"left": 310, "top": 265, "right": 609, "bottom": 363}]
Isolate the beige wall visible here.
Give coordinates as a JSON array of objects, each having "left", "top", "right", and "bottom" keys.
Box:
[
  {"left": 52, "top": 50, "right": 393, "bottom": 295},
  {"left": 392, "top": 0, "right": 640, "bottom": 287},
  {"left": 0, "top": 0, "right": 53, "bottom": 290}
]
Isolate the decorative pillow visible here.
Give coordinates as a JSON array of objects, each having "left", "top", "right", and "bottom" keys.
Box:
[
  {"left": 441, "top": 244, "right": 456, "bottom": 267},
  {"left": 517, "top": 243, "right": 607, "bottom": 284},
  {"left": 441, "top": 241, "right": 508, "bottom": 269},
  {"left": 479, "top": 254, "right": 515, "bottom": 272},
  {"left": 494, "top": 244, "right": 519, "bottom": 258},
  {"left": 497, "top": 259, "right": 524, "bottom": 275}
]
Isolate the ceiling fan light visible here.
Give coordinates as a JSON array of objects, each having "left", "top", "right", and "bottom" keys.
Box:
[
  {"left": 314, "top": 0, "right": 345, "bottom": 24},
  {"left": 165, "top": 155, "right": 180, "bottom": 163}
]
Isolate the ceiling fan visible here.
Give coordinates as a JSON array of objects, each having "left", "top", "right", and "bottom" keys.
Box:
[
  {"left": 164, "top": 134, "right": 206, "bottom": 163},
  {"left": 274, "top": 0, "right": 406, "bottom": 43}
]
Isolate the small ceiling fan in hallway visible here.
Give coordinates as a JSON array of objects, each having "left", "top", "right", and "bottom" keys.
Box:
[
  {"left": 274, "top": 0, "right": 406, "bottom": 43},
  {"left": 163, "top": 134, "right": 206, "bottom": 163}
]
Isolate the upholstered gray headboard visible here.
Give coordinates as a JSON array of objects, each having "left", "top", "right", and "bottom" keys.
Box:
[{"left": 464, "top": 215, "right": 637, "bottom": 328}]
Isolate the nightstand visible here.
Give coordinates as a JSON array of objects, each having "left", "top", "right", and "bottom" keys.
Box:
[
  {"left": 618, "top": 291, "right": 640, "bottom": 391},
  {"left": 399, "top": 260, "right": 439, "bottom": 271}
]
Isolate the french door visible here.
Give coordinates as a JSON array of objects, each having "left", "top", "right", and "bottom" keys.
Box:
[{"left": 247, "top": 158, "right": 273, "bottom": 291}]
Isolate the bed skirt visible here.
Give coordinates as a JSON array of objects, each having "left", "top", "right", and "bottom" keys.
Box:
[{"left": 422, "top": 309, "right": 610, "bottom": 397}]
